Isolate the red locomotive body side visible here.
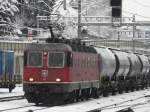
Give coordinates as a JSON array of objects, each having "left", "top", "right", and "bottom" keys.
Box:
[
  {"left": 23, "top": 51, "right": 99, "bottom": 83},
  {"left": 70, "top": 52, "right": 99, "bottom": 82}
]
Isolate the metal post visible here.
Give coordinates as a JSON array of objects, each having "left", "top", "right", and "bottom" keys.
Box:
[
  {"left": 132, "top": 38, "right": 135, "bottom": 53},
  {"left": 117, "top": 31, "right": 120, "bottom": 48},
  {"left": 133, "top": 15, "right": 136, "bottom": 38},
  {"left": 37, "top": 14, "right": 39, "bottom": 36},
  {"left": 63, "top": 0, "right": 66, "bottom": 10},
  {"left": 78, "top": 0, "right": 81, "bottom": 39},
  {"left": 132, "top": 15, "right": 136, "bottom": 52}
]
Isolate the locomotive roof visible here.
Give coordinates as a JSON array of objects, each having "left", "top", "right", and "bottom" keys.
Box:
[
  {"left": 25, "top": 43, "right": 72, "bottom": 51},
  {"left": 70, "top": 44, "right": 96, "bottom": 53},
  {"left": 25, "top": 43, "right": 97, "bottom": 53}
]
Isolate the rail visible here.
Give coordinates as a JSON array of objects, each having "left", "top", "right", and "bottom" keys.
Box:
[{"left": 0, "top": 95, "right": 24, "bottom": 102}]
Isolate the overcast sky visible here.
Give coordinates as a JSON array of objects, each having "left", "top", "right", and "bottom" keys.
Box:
[{"left": 123, "top": 0, "right": 150, "bottom": 21}]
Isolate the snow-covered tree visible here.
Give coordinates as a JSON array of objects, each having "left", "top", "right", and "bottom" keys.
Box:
[
  {"left": 0, "top": 0, "right": 19, "bottom": 35},
  {"left": 0, "top": 0, "right": 19, "bottom": 23}
]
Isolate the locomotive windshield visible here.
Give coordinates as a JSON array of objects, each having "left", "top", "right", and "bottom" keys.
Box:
[
  {"left": 28, "top": 52, "right": 42, "bottom": 67},
  {"left": 48, "top": 52, "right": 64, "bottom": 68}
]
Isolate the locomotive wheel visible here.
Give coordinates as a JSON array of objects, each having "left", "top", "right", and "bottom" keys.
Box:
[
  {"left": 136, "top": 85, "right": 139, "bottom": 91},
  {"left": 103, "top": 91, "right": 108, "bottom": 97},
  {"left": 131, "top": 87, "right": 135, "bottom": 92},
  {"left": 9, "top": 88, "right": 12, "bottom": 93},
  {"left": 74, "top": 90, "right": 80, "bottom": 102},
  {"left": 102, "top": 88, "right": 108, "bottom": 97},
  {"left": 81, "top": 89, "right": 87, "bottom": 100},
  {"left": 65, "top": 91, "right": 76, "bottom": 104},
  {"left": 112, "top": 90, "right": 116, "bottom": 95},
  {"left": 85, "top": 89, "right": 90, "bottom": 100},
  {"left": 118, "top": 89, "right": 123, "bottom": 94},
  {"left": 118, "top": 86, "right": 123, "bottom": 94},
  {"left": 140, "top": 84, "right": 144, "bottom": 90},
  {"left": 111, "top": 87, "right": 116, "bottom": 96},
  {"left": 35, "top": 102, "right": 39, "bottom": 106},
  {"left": 125, "top": 87, "right": 129, "bottom": 93},
  {"left": 91, "top": 88, "right": 99, "bottom": 99},
  {"left": 145, "top": 83, "right": 148, "bottom": 89}
]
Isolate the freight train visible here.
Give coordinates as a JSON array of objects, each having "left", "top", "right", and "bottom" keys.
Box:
[
  {"left": 23, "top": 39, "right": 150, "bottom": 105},
  {"left": 0, "top": 50, "right": 15, "bottom": 92}
]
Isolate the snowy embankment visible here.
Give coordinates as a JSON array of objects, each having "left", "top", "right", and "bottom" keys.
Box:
[{"left": 0, "top": 85, "right": 150, "bottom": 112}]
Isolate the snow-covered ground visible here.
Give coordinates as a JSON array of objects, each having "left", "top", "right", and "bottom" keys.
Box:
[
  {"left": 0, "top": 85, "right": 150, "bottom": 112},
  {"left": 0, "top": 84, "right": 23, "bottom": 98}
]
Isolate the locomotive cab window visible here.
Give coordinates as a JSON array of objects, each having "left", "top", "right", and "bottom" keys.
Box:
[
  {"left": 28, "top": 52, "right": 42, "bottom": 67},
  {"left": 48, "top": 52, "right": 65, "bottom": 68}
]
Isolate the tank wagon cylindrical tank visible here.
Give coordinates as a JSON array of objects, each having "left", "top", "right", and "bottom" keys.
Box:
[
  {"left": 127, "top": 53, "right": 142, "bottom": 77},
  {"left": 94, "top": 47, "right": 116, "bottom": 79},
  {"left": 112, "top": 50, "right": 130, "bottom": 77},
  {"left": 0, "top": 50, "right": 15, "bottom": 92},
  {"left": 138, "top": 55, "right": 150, "bottom": 75}
]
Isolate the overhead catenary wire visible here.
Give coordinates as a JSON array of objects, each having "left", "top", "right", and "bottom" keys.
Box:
[
  {"left": 4, "top": 0, "right": 150, "bottom": 33},
  {"left": 133, "top": 0, "right": 150, "bottom": 9},
  {"left": 17, "top": 1, "right": 150, "bottom": 22},
  {"left": 122, "top": 0, "right": 150, "bottom": 20},
  {"left": 17, "top": 2, "right": 51, "bottom": 13},
  {"left": 80, "top": 0, "right": 150, "bottom": 20}
]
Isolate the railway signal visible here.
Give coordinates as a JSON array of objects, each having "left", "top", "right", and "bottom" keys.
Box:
[{"left": 110, "top": 0, "right": 122, "bottom": 26}]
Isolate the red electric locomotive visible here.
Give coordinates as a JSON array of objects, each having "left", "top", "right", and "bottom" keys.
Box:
[
  {"left": 23, "top": 40, "right": 99, "bottom": 104},
  {"left": 23, "top": 38, "right": 150, "bottom": 105}
]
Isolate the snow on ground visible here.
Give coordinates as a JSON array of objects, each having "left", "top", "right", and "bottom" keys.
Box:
[
  {"left": 0, "top": 85, "right": 150, "bottom": 112},
  {"left": 0, "top": 84, "right": 23, "bottom": 98},
  {"left": 33, "top": 89, "right": 150, "bottom": 112}
]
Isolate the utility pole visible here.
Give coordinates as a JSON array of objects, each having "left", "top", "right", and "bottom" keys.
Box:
[
  {"left": 117, "top": 31, "right": 120, "bottom": 48},
  {"left": 37, "top": 14, "right": 39, "bottom": 36},
  {"left": 63, "top": 0, "right": 66, "bottom": 10},
  {"left": 78, "top": 0, "right": 82, "bottom": 39},
  {"left": 132, "top": 15, "right": 136, "bottom": 39},
  {"left": 132, "top": 15, "right": 136, "bottom": 52}
]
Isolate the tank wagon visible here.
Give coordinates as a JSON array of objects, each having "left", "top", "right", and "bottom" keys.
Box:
[
  {"left": 23, "top": 39, "right": 150, "bottom": 105},
  {"left": 0, "top": 50, "right": 15, "bottom": 92}
]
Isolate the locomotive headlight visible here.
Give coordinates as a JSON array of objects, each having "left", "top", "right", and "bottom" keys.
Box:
[
  {"left": 29, "top": 77, "right": 34, "bottom": 82},
  {"left": 56, "top": 78, "right": 61, "bottom": 82},
  {"left": 44, "top": 51, "right": 47, "bottom": 55}
]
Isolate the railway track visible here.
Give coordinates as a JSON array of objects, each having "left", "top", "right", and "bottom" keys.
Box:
[
  {"left": 0, "top": 89, "right": 150, "bottom": 112},
  {"left": 0, "top": 95, "right": 24, "bottom": 102},
  {"left": 87, "top": 95, "right": 150, "bottom": 112},
  {"left": 0, "top": 105, "right": 35, "bottom": 112},
  {"left": 0, "top": 103, "right": 53, "bottom": 112}
]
